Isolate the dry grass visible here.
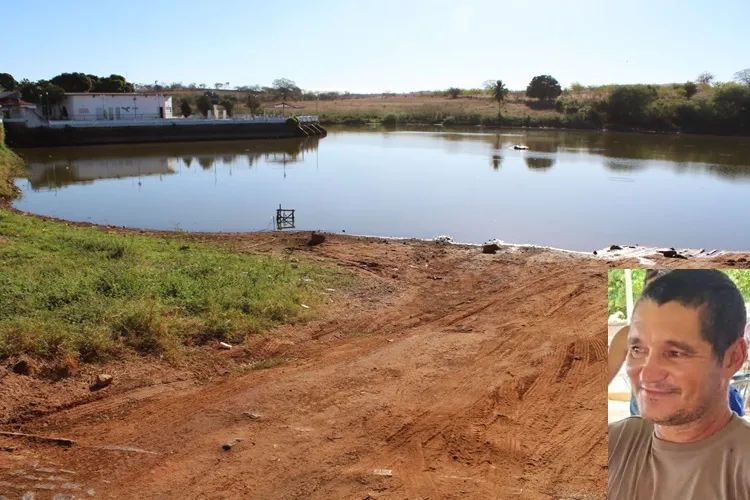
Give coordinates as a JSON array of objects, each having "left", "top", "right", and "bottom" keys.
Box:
[{"left": 291, "top": 94, "right": 558, "bottom": 121}]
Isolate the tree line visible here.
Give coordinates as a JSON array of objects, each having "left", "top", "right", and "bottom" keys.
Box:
[
  {"left": 2, "top": 69, "right": 749, "bottom": 134},
  {"left": 448, "top": 70, "right": 750, "bottom": 134},
  {"left": 0, "top": 72, "right": 134, "bottom": 105}
]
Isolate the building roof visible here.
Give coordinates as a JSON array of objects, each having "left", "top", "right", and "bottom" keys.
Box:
[{"left": 0, "top": 91, "right": 34, "bottom": 107}]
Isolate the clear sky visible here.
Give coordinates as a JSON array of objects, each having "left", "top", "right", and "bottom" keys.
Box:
[{"left": 4, "top": 0, "right": 748, "bottom": 93}]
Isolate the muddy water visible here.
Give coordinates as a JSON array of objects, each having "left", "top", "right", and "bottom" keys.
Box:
[{"left": 12, "top": 127, "right": 750, "bottom": 251}]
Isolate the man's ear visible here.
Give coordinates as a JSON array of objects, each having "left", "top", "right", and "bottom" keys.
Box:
[{"left": 724, "top": 337, "right": 748, "bottom": 374}]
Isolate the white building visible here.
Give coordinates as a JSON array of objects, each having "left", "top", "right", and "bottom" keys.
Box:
[{"left": 53, "top": 93, "right": 173, "bottom": 121}]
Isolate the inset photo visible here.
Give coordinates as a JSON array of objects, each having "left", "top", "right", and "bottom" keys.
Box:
[{"left": 608, "top": 269, "right": 750, "bottom": 499}]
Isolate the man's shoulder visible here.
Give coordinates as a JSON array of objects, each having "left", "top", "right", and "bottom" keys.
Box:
[
  {"left": 609, "top": 417, "right": 652, "bottom": 456},
  {"left": 728, "top": 416, "right": 750, "bottom": 448},
  {"left": 609, "top": 416, "right": 652, "bottom": 438}
]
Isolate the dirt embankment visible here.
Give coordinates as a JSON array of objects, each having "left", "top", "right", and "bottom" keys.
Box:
[{"left": 1, "top": 229, "right": 748, "bottom": 499}]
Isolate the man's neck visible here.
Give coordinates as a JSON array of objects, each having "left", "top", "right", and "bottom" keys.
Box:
[{"left": 654, "top": 407, "right": 734, "bottom": 443}]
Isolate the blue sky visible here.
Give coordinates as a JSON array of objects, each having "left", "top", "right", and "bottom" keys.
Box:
[{"left": 4, "top": 0, "right": 749, "bottom": 93}]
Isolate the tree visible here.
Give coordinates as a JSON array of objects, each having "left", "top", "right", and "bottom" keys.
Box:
[
  {"left": 482, "top": 80, "right": 497, "bottom": 93},
  {"left": 91, "top": 74, "right": 134, "bottom": 93},
  {"left": 447, "top": 87, "right": 462, "bottom": 99},
  {"left": 684, "top": 81, "right": 698, "bottom": 99},
  {"left": 0, "top": 73, "right": 17, "bottom": 91},
  {"left": 526, "top": 75, "right": 563, "bottom": 101},
  {"left": 487, "top": 80, "right": 509, "bottom": 115},
  {"left": 18, "top": 80, "right": 40, "bottom": 103},
  {"left": 196, "top": 95, "right": 211, "bottom": 117},
  {"left": 697, "top": 72, "right": 715, "bottom": 85},
  {"left": 215, "top": 83, "right": 223, "bottom": 90},
  {"left": 271, "top": 78, "right": 302, "bottom": 101},
  {"left": 734, "top": 69, "right": 750, "bottom": 86},
  {"left": 49, "top": 72, "right": 93, "bottom": 93},
  {"left": 220, "top": 98, "right": 235, "bottom": 117},
  {"left": 180, "top": 99, "right": 192, "bottom": 118},
  {"left": 246, "top": 93, "right": 262, "bottom": 114},
  {"left": 41, "top": 84, "right": 65, "bottom": 105}
]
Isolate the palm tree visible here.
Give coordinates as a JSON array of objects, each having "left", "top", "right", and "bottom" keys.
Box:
[{"left": 487, "top": 80, "right": 510, "bottom": 116}]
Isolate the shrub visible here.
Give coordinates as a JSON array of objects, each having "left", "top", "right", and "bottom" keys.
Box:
[
  {"left": 382, "top": 114, "right": 398, "bottom": 125},
  {"left": 684, "top": 81, "right": 698, "bottom": 99},
  {"left": 196, "top": 95, "right": 211, "bottom": 117},
  {"left": 604, "top": 85, "right": 659, "bottom": 126},
  {"left": 180, "top": 100, "right": 192, "bottom": 118}
]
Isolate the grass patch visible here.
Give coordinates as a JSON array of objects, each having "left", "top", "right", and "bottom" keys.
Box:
[
  {"left": 0, "top": 131, "right": 25, "bottom": 200},
  {"left": 0, "top": 211, "right": 343, "bottom": 363}
]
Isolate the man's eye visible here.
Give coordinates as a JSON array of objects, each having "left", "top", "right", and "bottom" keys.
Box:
[
  {"left": 667, "top": 350, "right": 685, "bottom": 358},
  {"left": 630, "top": 346, "right": 644, "bottom": 356}
]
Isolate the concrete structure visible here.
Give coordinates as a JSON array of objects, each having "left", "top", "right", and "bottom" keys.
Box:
[
  {"left": 53, "top": 93, "right": 173, "bottom": 121},
  {"left": 2, "top": 89, "right": 326, "bottom": 147},
  {"left": 0, "top": 91, "right": 44, "bottom": 125}
]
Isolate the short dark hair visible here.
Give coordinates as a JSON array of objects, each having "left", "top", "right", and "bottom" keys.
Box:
[
  {"left": 644, "top": 269, "right": 670, "bottom": 286},
  {"left": 638, "top": 270, "right": 747, "bottom": 361}
]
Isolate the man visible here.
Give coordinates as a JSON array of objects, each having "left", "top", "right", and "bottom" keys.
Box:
[
  {"left": 608, "top": 269, "right": 745, "bottom": 416},
  {"left": 609, "top": 269, "right": 750, "bottom": 499}
]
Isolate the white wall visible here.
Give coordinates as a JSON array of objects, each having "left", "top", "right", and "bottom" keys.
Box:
[{"left": 60, "top": 95, "right": 172, "bottom": 121}]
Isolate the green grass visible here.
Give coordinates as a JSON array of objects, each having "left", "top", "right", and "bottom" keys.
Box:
[
  {"left": 0, "top": 125, "right": 345, "bottom": 365},
  {"left": 0, "top": 131, "right": 25, "bottom": 200},
  {"left": 0, "top": 212, "right": 343, "bottom": 362}
]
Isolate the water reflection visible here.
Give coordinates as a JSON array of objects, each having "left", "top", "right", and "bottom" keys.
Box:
[
  {"left": 27, "top": 157, "right": 178, "bottom": 189},
  {"left": 19, "top": 137, "right": 321, "bottom": 190},
  {"left": 491, "top": 154, "right": 502, "bottom": 171},
  {"left": 347, "top": 126, "right": 750, "bottom": 180},
  {"left": 525, "top": 156, "right": 555, "bottom": 170}
]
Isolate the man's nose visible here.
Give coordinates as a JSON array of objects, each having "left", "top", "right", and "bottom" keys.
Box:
[{"left": 637, "top": 352, "right": 669, "bottom": 385}]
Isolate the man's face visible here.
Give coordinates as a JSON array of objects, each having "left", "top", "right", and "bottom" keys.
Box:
[{"left": 627, "top": 300, "right": 726, "bottom": 425}]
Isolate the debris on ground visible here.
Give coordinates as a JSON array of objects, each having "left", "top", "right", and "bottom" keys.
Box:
[
  {"left": 222, "top": 438, "right": 243, "bottom": 451},
  {"left": 217, "top": 342, "right": 232, "bottom": 350},
  {"left": 657, "top": 248, "right": 688, "bottom": 259},
  {"left": 95, "top": 445, "right": 160, "bottom": 455},
  {"left": 482, "top": 243, "right": 500, "bottom": 254},
  {"left": 307, "top": 232, "right": 326, "bottom": 246},
  {"left": 0, "top": 431, "right": 74, "bottom": 447},
  {"left": 372, "top": 469, "right": 393, "bottom": 477},
  {"left": 243, "top": 412, "right": 262, "bottom": 420},
  {"left": 90, "top": 374, "right": 113, "bottom": 390}
]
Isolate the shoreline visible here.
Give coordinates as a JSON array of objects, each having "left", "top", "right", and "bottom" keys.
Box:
[{"left": 6, "top": 197, "right": 749, "bottom": 264}]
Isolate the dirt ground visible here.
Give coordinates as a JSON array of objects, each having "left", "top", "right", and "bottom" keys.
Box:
[{"left": 1, "top": 227, "right": 748, "bottom": 499}]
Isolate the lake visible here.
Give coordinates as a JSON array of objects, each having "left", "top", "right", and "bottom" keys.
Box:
[{"left": 12, "top": 127, "right": 750, "bottom": 252}]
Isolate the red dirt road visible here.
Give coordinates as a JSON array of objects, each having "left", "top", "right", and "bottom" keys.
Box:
[{"left": 2, "top": 233, "right": 619, "bottom": 499}]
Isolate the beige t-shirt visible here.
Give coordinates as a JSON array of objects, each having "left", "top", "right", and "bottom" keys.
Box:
[{"left": 608, "top": 414, "right": 750, "bottom": 499}]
